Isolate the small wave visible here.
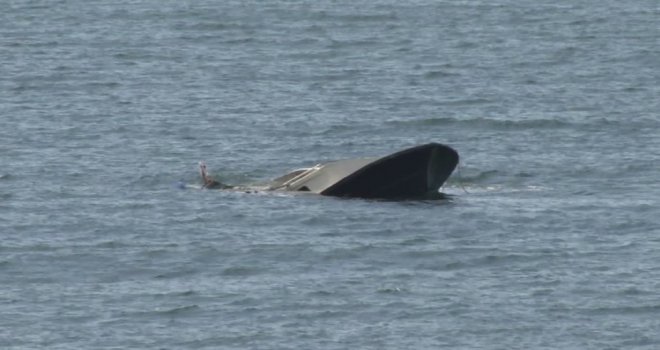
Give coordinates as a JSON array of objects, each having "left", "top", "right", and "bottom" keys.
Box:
[
  {"left": 94, "top": 240, "right": 130, "bottom": 249},
  {"left": 386, "top": 116, "right": 572, "bottom": 130},
  {"left": 177, "top": 290, "right": 197, "bottom": 297},
  {"left": 452, "top": 169, "right": 500, "bottom": 183},
  {"left": 414, "top": 260, "right": 466, "bottom": 271},
  {"left": 307, "top": 290, "right": 334, "bottom": 297},
  {"left": 327, "top": 39, "right": 380, "bottom": 49},
  {"left": 178, "top": 22, "right": 231, "bottom": 31},
  {"left": 292, "top": 310, "right": 352, "bottom": 321},
  {"left": 444, "top": 183, "right": 549, "bottom": 195},
  {"left": 157, "top": 305, "right": 200, "bottom": 316},
  {"left": 399, "top": 237, "right": 431, "bottom": 246},
  {"left": 620, "top": 287, "right": 653, "bottom": 296},
  {"left": 322, "top": 244, "right": 374, "bottom": 261},
  {"left": 480, "top": 253, "right": 530, "bottom": 265},
  {"left": 343, "top": 13, "right": 398, "bottom": 22},
  {"left": 377, "top": 286, "right": 406, "bottom": 294},
  {"left": 154, "top": 268, "right": 198, "bottom": 279},
  {"left": 20, "top": 243, "right": 57, "bottom": 252},
  {"left": 423, "top": 70, "right": 461, "bottom": 79},
  {"left": 221, "top": 266, "right": 263, "bottom": 277},
  {"left": 151, "top": 290, "right": 197, "bottom": 299},
  {"left": 311, "top": 11, "right": 398, "bottom": 23},
  {"left": 417, "top": 252, "right": 543, "bottom": 271},
  {"left": 585, "top": 304, "right": 660, "bottom": 316},
  {"left": 317, "top": 124, "right": 358, "bottom": 135},
  {"left": 446, "top": 167, "right": 548, "bottom": 194},
  {"left": 442, "top": 98, "right": 492, "bottom": 106}
]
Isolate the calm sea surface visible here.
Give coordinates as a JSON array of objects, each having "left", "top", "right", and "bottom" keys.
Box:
[{"left": 2, "top": 1, "right": 659, "bottom": 349}]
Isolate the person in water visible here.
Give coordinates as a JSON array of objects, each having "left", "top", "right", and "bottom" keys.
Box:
[{"left": 199, "top": 161, "right": 231, "bottom": 189}]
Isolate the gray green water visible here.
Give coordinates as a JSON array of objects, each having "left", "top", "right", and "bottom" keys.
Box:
[{"left": 2, "top": 1, "right": 660, "bottom": 349}]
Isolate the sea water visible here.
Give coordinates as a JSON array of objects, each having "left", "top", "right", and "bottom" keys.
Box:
[{"left": 2, "top": 1, "right": 659, "bottom": 349}]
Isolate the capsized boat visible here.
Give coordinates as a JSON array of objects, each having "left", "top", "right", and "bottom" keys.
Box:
[{"left": 202, "top": 143, "right": 459, "bottom": 199}]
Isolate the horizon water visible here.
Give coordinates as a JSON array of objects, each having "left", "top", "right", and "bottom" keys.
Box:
[{"left": 2, "top": 1, "right": 660, "bottom": 349}]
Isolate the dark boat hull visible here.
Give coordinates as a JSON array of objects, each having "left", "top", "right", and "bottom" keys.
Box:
[{"left": 320, "top": 143, "right": 459, "bottom": 199}]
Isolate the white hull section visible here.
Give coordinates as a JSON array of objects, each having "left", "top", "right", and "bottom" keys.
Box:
[{"left": 269, "top": 158, "right": 376, "bottom": 193}]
